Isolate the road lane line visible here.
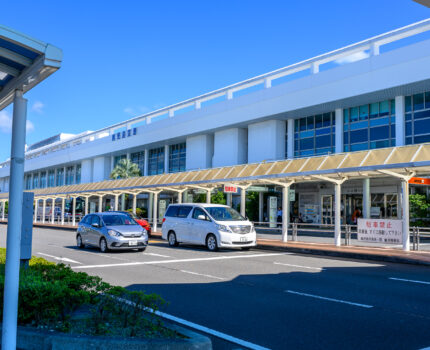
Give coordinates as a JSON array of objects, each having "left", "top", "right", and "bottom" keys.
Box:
[
  {"left": 144, "top": 252, "right": 171, "bottom": 258},
  {"left": 180, "top": 270, "right": 224, "bottom": 280},
  {"left": 73, "top": 253, "right": 287, "bottom": 269},
  {"left": 37, "top": 252, "right": 81, "bottom": 264},
  {"left": 274, "top": 262, "right": 324, "bottom": 271},
  {"left": 389, "top": 277, "right": 430, "bottom": 285},
  {"left": 286, "top": 290, "right": 373, "bottom": 309}
]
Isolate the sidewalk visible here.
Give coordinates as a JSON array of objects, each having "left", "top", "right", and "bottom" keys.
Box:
[{"left": 2, "top": 221, "right": 430, "bottom": 267}]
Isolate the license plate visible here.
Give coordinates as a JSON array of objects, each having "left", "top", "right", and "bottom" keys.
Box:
[
  {"left": 240, "top": 237, "right": 246, "bottom": 242},
  {"left": 129, "top": 240, "right": 138, "bottom": 246}
]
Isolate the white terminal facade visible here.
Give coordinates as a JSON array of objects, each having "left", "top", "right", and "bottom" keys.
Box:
[{"left": 1, "top": 19, "right": 430, "bottom": 225}]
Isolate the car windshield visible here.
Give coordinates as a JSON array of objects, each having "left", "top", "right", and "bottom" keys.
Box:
[
  {"left": 205, "top": 207, "right": 246, "bottom": 221},
  {"left": 102, "top": 214, "right": 137, "bottom": 226}
]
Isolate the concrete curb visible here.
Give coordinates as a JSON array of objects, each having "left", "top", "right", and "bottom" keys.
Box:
[
  {"left": 1, "top": 323, "right": 212, "bottom": 350},
  {"left": 255, "top": 242, "right": 430, "bottom": 267}
]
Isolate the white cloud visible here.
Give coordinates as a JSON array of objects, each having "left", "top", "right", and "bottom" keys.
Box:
[
  {"left": 0, "top": 110, "right": 34, "bottom": 134},
  {"left": 335, "top": 51, "right": 370, "bottom": 65},
  {"left": 32, "top": 101, "right": 44, "bottom": 114}
]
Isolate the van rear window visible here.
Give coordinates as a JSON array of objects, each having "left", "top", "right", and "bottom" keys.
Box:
[{"left": 165, "top": 206, "right": 179, "bottom": 217}]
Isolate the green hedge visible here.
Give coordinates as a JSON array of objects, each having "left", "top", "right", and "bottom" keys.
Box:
[{"left": 0, "top": 249, "right": 174, "bottom": 338}]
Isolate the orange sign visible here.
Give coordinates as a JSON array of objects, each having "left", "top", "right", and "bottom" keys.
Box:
[{"left": 409, "top": 177, "right": 430, "bottom": 186}]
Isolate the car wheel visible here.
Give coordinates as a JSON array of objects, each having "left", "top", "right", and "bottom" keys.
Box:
[
  {"left": 99, "top": 238, "right": 108, "bottom": 253},
  {"left": 168, "top": 232, "right": 179, "bottom": 247},
  {"left": 138, "top": 247, "right": 146, "bottom": 252},
  {"left": 206, "top": 234, "right": 218, "bottom": 252},
  {"left": 76, "top": 234, "right": 84, "bottom": 248}
]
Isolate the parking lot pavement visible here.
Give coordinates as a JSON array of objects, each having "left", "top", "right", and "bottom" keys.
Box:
[{"left": 2, "top": 226, "right": 430, "bottom": 350}]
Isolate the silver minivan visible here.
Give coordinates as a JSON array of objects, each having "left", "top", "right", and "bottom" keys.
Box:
[
  {"left": 76, "top": 212, "right": 148, "bottom": 252},
  {"left": 161, "top": 204, "right": 257, "bottom": 251}
]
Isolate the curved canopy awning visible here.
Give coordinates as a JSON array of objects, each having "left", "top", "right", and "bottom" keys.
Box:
[
  {"left": 0, "top": 24, "right": 62, "bottom": 111},
  {"left": 1, "top": 143, "right": 429, "bottom": 200}
]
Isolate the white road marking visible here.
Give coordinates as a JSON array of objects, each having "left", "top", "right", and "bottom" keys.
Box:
[
  {"left": 274, "top": 262, "right": 324, "bottom": 271},
  {"left": 37, "top": 252, "right": 81, "bottom": 264},
  {"left": 180, "top": 270, "right": 224, "bottom": 280},
  {"left": 73, "top": 253, "right": 287, "bottom": 269},
  {"left": 144, "top": 252, "right": 171, "bottom": 258},
  {"left": 389, "top": 277, "right": 430, "bottom": 285},
  {"left": 286, "top": 290, "right": 373, "bottom": 309}
]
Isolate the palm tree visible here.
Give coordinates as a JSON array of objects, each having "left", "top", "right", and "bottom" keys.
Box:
[{"left": 110, "top": 158, "right": 141, "bottom": 179}]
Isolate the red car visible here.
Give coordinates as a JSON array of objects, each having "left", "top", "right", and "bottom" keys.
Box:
[{"left": 115, "top": 211, "right": 152, "bottom": 236}]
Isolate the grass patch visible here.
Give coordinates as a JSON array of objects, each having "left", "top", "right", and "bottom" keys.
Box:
[{"left": 0, "top": 248, "right": 182, "bottom": 339}]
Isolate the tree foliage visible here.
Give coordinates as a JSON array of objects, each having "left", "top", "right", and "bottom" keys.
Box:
[
  {"left": 110, "top": 159, "right": 141, "bottom": 179},
  {"left": 410, "top": 193, "right": 430, "bottom": 226}
]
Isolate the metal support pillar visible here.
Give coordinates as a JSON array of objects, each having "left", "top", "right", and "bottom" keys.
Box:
[
  {"left": 2, "top": 90, "right": 27, "bottom": 350},
  {"left": 282, "top": 185, "right": 291, "bottom": 242},
  {"left": 153, "top": 192, "right": 158, "bottom": 233},
  {"left": 42, "top": 199, "right": 46, "bottom": 224},
  {"left": 148, "top": 193, "right": 153, "bottom": 221},
  {"left": 402, "top": 180, "right": 410, "bottom": 251},
  {"left": 61, "top": 198, "right": 65, "bottom": 225},
  {"left": 132, "top": 194, "right": 137, "bottom": 214},
  {"left": 98, "top": 195, "right": 103, "bottom": 213},
  {"left": 206, "top": 189, "right": 211, "bottom": 204},
  {"left": 72, "top": 197, "right": 76, "bottom": 226},
  {"left": 226, "top": 193, "right": 232, "bottom": 207},
  {"left": 258, "top": 192, "right": 263, "bottom": 223},
  {"left": 1, "top": 201, "right": 5, "bottom": 220},
  {"left": 85, "top": 197, "right": 89, "bottom": 215},
  {"left": 114, "top": 194, "right": 119, "bottom": 211},
  {"left": 177, "top": 192, "right": 182, "bottom": 204},
  {"left": 334, "top": 183, "right": 341, "bottom": 247},
  {"left": 34, "top": 200, "right": 38, "bottom": 223},
  {"left": 51, "top": 198, "right": 55, "bottom": 224},
  {"left": 363, "top": 178, "right": 370, "bottom": 219},
  {"left": 240, "top": 188, "right": 246, "bottom": 217}
]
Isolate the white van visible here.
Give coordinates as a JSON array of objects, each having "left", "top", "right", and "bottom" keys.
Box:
[{"left": 161, "top": 203, "right": 257, "bottom": 251}]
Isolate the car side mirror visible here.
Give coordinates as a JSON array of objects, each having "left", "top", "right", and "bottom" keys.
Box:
[
  {"left": 91, "top": 223, "right": 100, "bottom": 228},
  {"left": 197, "top": 215, "right": 206, "bottom": 221}
]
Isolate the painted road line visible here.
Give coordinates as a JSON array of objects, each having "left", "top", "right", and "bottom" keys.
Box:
[
  {"left": 144, "top": 252, "right": 171, "bottom": 258},
  {"left": 286, "top": 290, "right": 373, "bottom": 309},
  {"left": 274, "top": 262, "right": 324, "bottom": 271},
  {"left": 180, "top": 270, "right": 224, "bottom": 280},
  {"left": 116, "top": 296, "right": 270, "bottom": 350},
  {"left": 37, "top": 252, "right": 82, "bottom": 264},
  {"left": 73, "top": 253, "right": 287, "bottom": 269},
  {"left": 389, "top": 277, "right": 430, "bottom": 285}
]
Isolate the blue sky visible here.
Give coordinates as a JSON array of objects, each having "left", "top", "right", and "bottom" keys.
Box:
[{"left": 0, "top": 0, "right": 428, "bottom": 161}]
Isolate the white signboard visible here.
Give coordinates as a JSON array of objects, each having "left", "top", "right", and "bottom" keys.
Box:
[
  {"left": 357, "top": 218, "right": 402, "bottom": 244},
  {"left": 268, "top": 196, "right": 277, "bottom": 228},
  {"left": 289, "top": 189, "right": 295, "bottom": 202},
  {"left": 224, "top": 185, "right": 238, "bottom": 193}
]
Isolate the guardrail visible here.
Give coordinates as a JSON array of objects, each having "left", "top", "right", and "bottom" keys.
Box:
[{"left": 1, "top": 18, "right": 430, "bottom": 169}]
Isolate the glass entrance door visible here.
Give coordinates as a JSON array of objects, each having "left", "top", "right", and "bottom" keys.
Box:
[{"left": 321, "top": 195, "right": 333, "bottom": 224}]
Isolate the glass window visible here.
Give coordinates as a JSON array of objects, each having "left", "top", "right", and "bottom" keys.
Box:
[
  {"left": 165, "top": 206, "right": 179, "bottom": 217},
  {"left": 131, "top": 151, "right": 145, "bottom": 175},
  {"left": 169, "top": 143, "right": 186, "bottom": 173},
  {"left": 350, "top": 107, "right": 359, "bottom": 122},
  {"left": 405, "top": 90, "right": 430, "bottom": 145},
  {"left": 405, "top": 96, "right": 412, "bottom": 112},
  {"left": 114, "top": 155, "right": 126, "bottom": 167},
  {"left": 206, "top": 206, "right": 245, "bottom": 221},
  {"left": 413, "top": 93, "right": 424, "bottom": 111},
  {"left": 426, "top": 92, "right": 430, "bottom": 109},
  {"left": 48, "top": 170, "right": 55, "bottom": 187},
  {"left": 192, "top": 208, "right": 209, "bottom": 220},
  {"left": 66, "top": 166, "right": 74, "bottom": 185},
  {"left": 32, "top": 174, "right": 39, "bottom": 189},
  {"left": 359, "top": 105, "right": 368, "bottom": 120},
  {"left": 56, "top": 168, "right": 64, "bottom": 186},
  {"left": 306, "top": 116, "right": 314, "bottom": 129},
  {"left": 177, "top": 206, "right": 193, "bottom": 218},
  {"left": 148, "top": 147, "right": 164, "bottom": 175},
  {"left": 40, "top": 172, "right": 47, "bottom": 188},
  {"left": 369, "top": 103, "right": 378, "bottom": 118},
  {"left": 75, "top": 164, "right": 81, "bottom": 184},
  {"left": 379, "top": 101, "right": 389, "bottom": 116}
]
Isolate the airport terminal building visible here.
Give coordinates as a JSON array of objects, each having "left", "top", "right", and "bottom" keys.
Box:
[{"left": 1, "top": 19, "right": 430, "bottom": 231}]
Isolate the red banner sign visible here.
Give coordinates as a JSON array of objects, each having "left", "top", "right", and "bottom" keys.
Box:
[
  {"left": 224, "top": 185, "right": 238, "bottom": 193},
  {"left": 409, "top": 177, "right": 430, "bottom": 186}
]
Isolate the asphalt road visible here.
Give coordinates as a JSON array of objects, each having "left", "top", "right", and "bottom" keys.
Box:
[{"left": 1, "top": 225, "right": 430, "bottom": 350}]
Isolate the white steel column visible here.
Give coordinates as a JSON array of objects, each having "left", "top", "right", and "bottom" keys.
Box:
[
  {"left": 395, "top": 96, "right": 405, "bottom": 147},
  {"left": 227, "top": 193, "right": 232, "bottom": 207},
  {"left": 114, "top": 194, "right": 119, "bottom": 211},
  {"left": 84, "top": 197, "right": 89, "bottom": 215},
  {"left": 287, "top": 119, "right": 294, "bottom": 159},
  {"left": 148, "top": 193, "right": 153, "bottom": 221},
  {"left": 2, "top": 90, "right": 27, "bottom": 350},
  {"left": 42, "top": 199, "right": 46, "bottom": 224},
  {"left": 177, "top": 192, "right": 182, "bottom": 204},
  {"left": 51, "top": 198, "right": 55, "bottom": 224},
  {"left": 61, "top": 198, "right": 65, "bottom": 225},
  {"left": 98, "top": 195, "right": 103, "bottom": 213},
  {"left": 401, "top": 180, "right": 410, "bottom": 251},
  {"left": 334, "top": 183, "right": 341, "bottom": 247},
  {"left": 34, "top": 199, "right": 38, "bottom": 223},
  {"left": 1, "top": 201, "right": 5, "bottom": 220},
  {"left": 206, "top": 189, "right": 211, "bottom": 204},
  {"left": 153, "top": 192, "right": 158, "bottom": 232},
  {"left": 240, "top": 188, "right": 246, "bottom": 217},
  {"left": 362, "top": 178, "right": 370, "bottom": 218},
  {"left": 335, "top": 108, "right": 343, "bottom": 153},
  {"left": 132, "top": 194, "right": 137, "bottom": 214},
  {"left": 282, "top": 185, "right": 291, "bottom": 242},
  {"left": 258, "top": 192, "right": 263, "bottom": 222},
  {"left": 72, "top": 197, "right": 76, "bottom": 226}
]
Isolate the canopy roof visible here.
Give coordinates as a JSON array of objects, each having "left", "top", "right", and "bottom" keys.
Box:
[
  {"left": 0, "top": 24, "right": 62, "bottom": 110},
  {"left": 1, "top": 144, "right": 429, "bottom": 200}
]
